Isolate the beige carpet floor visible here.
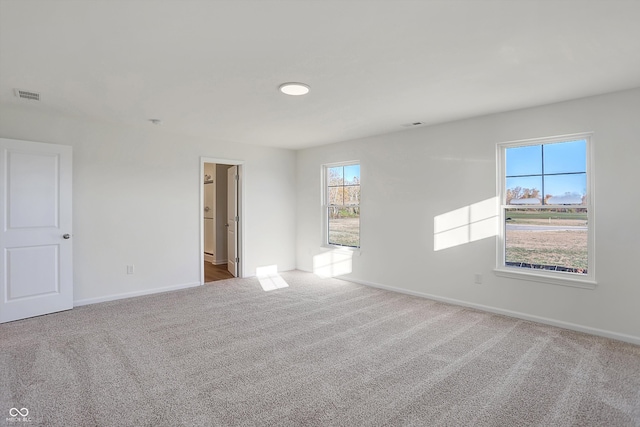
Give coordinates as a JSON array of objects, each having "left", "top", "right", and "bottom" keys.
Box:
[{"left": 1, "top": 271, "right": 639, "bottom": 426}]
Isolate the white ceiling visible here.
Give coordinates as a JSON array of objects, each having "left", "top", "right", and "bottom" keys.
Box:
[{"left": 1, "top": 0, "right": 640, "bottom": 150}]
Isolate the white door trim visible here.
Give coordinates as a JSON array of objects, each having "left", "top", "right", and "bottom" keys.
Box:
[{"left": 199, "top": 157, "right": 244, "bottom": 284}]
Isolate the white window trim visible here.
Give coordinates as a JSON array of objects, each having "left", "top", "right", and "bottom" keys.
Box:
[
  {"left": 321, "top": 160, "right": 361, "bottom": 252},
  {"left": 495, "top": 132, "right": 596, "bottom": 289}
]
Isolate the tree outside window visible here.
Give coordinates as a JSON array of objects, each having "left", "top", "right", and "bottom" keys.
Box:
[{"left": 325, "top": 163, "right": 360, "bottom": 248}]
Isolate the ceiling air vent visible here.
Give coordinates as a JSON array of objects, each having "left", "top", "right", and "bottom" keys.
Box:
[
  {"left": 401, "top": 121, "right": 424, "bottom": 128},
  {"left": 14, "top": 89, "right": 40, "bottom": 101}
]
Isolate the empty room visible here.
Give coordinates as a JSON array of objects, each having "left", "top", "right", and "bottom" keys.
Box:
[{"left": 1, "top": 1, "right": 639, "bottom": 426}]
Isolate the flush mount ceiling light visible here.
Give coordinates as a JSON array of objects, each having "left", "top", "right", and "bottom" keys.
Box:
[{"left": 278, "top": 82, "right": 310, "bottom": 96}]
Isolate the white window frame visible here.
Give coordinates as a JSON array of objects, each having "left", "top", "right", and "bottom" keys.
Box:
[
  {"left": 495, "top": 132, "right": 596, "bottom": 289},
  {"left": 322, "top": 161, "right": 361, "bottom": 250}
]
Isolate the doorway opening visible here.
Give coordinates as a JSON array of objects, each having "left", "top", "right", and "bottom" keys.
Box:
[{"left": 200, "top": 157, "right": 244, "bottom": 284}]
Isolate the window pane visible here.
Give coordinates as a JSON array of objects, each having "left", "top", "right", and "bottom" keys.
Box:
[
  {"left": 543, "top": 140, "right": 586, "bottom": 174},
  {"left": 544, "top": 174, "right": 586, "bottom": 205},
  {"left": 328, "top": 187, "right": 343, "bottom": 205},
  {"left": 505, "top": 208, "right": 588, "bottom": 274},
  {"left": 328, "top": 206, "right": 360, "bottom": 247},
  {"left": 506, "top": 145, "right": 542, "bottom": 176},
  {"left": 328, "top": 166, "right": 343, "bottom": 186},
  {"left": 344, "top": 164, "right": 360, "bottom": 185},
  {"left": 506, "top": 176, "right": 542, "bottom": 205},
  {"left": 345, "top": 185, "right": 360, "bottom": 205}
]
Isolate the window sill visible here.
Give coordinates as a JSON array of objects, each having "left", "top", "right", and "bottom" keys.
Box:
[
  {"left": 321, "top": 245, "right": 361, "bottom": 256},
  {"left": 494, "top": 267, "right": 596, "bottom": 290}
]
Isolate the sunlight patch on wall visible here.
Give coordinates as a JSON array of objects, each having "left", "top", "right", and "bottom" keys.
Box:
[
  {"left": 256, "top": 265, "right": 289, "bottom": 291},
  {"left": 434, "top": 197, "right": 499, "bottom": 251},
  {"left": 313, "top": 250, "right": 353, "bottom": 278}
]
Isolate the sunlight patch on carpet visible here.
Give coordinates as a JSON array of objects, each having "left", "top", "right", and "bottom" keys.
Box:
[{"left": 256, "top": 265, "right": 289, "bottom": 291}]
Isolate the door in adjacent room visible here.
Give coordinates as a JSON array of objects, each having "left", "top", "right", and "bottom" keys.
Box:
[{"left": 0, "top": 138, "right": 73, "bottom": 323}]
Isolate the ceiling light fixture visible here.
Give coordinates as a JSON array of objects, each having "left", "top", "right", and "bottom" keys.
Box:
[{"left": 278, "top": 82, "right": 310, "bottom": 96}]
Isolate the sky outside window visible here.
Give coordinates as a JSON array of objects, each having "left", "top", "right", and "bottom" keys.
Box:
[
  {"left": 506, "top": 140, "right": 586, "bottom": 204},
  {"left": 543, "top": 140, "right": 586, "bottom": 174},
  {"left": 506, "top": 145, "right": 542, "bottom": 176},
  {"left": 343, "top": 164, "right": 360, "bottom": 184}
]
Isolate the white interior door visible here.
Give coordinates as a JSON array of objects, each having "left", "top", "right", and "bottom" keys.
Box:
[
  {"left": 227, "top": 166, "right": 238, "bottom": 276},
  {"left": 0, "top": 138, "right": 73, "bottom": 323}
]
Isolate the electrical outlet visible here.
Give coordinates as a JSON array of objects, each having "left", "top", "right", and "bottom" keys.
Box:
[
  {"left": 474, "top": 273, "right": 483, "bottom": 284},
  {"left": 127, "top": 265, "right": 134, "bottom": 274}
]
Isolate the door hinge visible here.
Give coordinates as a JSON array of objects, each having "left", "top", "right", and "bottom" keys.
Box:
[
  {"left": 235, "top": 175, "right": 239, "bottom": 181},
  {"left": 235, "top": 215, "right": 239, "bottom": 222},
  {"left": 235, "top": 257, "right": 239, "bottom": 263}
]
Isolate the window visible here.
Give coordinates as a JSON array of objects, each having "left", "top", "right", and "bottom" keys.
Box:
[
  {"left": 496, "top": 134, "right": 595, "bottom": 287},
  {"left": 323, "top": 162, "right": 360, "bottom": 248}
]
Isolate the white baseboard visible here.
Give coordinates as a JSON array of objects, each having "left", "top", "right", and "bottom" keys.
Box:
[
  {"left": 203, "top": 256, "right": 229, "bottom": 266},
  {"left": 73, "top": 282, "right": 201, "bottom": 307},
  {"left": 322, "top": 274, "right": 640, "bottom": 346}
]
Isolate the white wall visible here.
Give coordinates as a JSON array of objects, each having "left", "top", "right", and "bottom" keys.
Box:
[
  {"left": 3, "top": 88, "right": 639, "bottom": 342},
  {"left": 296, "top": 88, "right": 640, "bottom": 343},
  {"left": 0, "top": 104, "right": 297, "bottom": 303}
]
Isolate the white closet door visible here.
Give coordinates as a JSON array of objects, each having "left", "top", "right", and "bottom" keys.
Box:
[{"left": 0, "top": 138, "right": 73, "bottom": 323}]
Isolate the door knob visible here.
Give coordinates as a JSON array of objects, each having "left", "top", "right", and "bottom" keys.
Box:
[{"left": 63, "top": 234, "right": 71, "bottom": 239}]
